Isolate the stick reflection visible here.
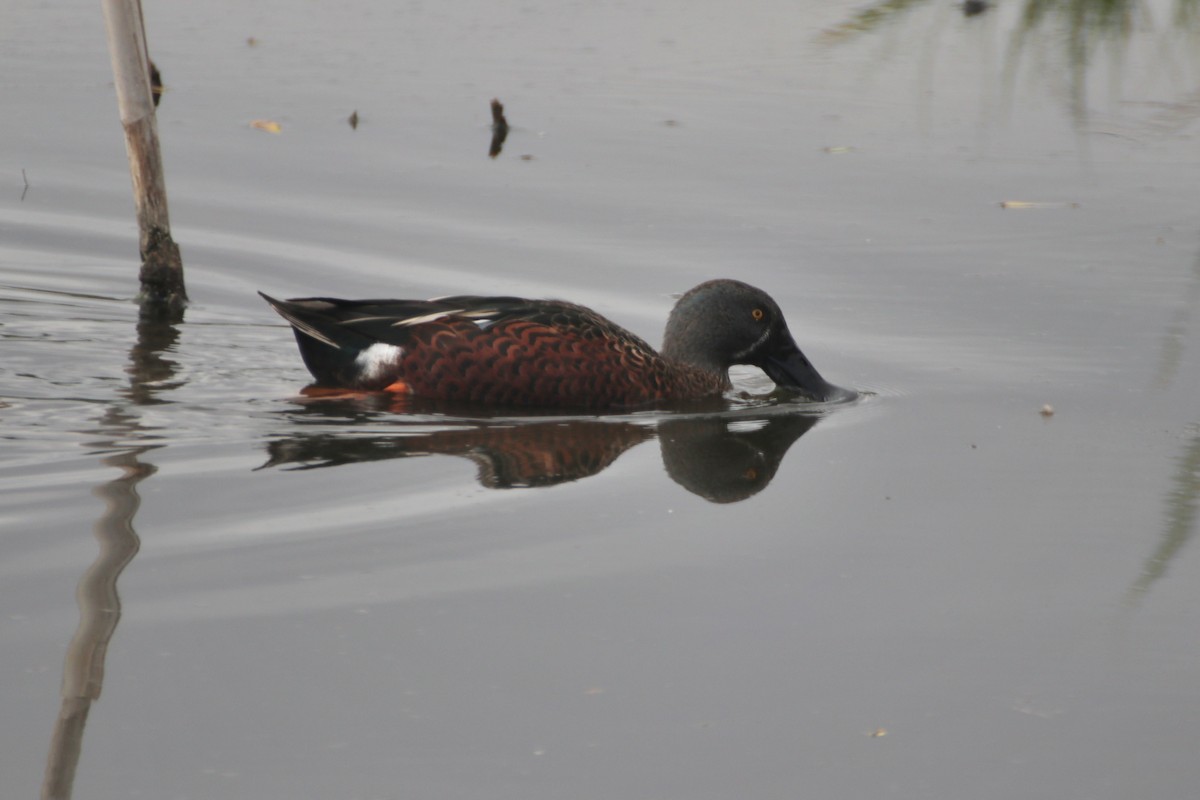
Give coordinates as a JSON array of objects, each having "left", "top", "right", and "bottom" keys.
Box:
[{"left": 41, "top": 316, "right": 180, "bottom": 800}]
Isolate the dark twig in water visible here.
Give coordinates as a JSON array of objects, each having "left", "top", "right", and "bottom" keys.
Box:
[
  {"left": 491, "top": 98, "right": 508, "bottom": 129},
  {"left": 21, "top": 168, "right": 29, "bottom": 201},
  {"left": 962, "top": 0, "right": 988, "bottom": 18},
  {"left": 348, "top": 110, "right": 359, "bottom": 130},
  {"left": 489, "top": 98, "right": 509, "bottom": 158}
]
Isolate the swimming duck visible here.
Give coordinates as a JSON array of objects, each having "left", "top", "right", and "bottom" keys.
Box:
[{"left": 261, "top": 279, "right": 849, "bottom": 408}]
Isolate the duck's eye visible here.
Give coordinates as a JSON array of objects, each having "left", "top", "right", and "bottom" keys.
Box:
[{"left": 751, "top": 308, "right": 765, "bottom": 321}]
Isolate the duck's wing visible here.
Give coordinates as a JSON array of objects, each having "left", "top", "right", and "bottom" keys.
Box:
[
  {"left": 260, "top": 293, "right": 467, "bottom": 387},
  {"left": 262, "top": 293, "right": 656, "bottom": 352},
  {"left": 259, "top": 293, "right": 486, "bottom": 349},
  {"left": 432, "top": 294, "right": 658, "bottom": 353}
]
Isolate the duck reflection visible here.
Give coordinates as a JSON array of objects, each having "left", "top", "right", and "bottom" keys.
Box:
[
  {"left": 265, "top": 418, "right": 655, "bottom": 489},
  {"left": 263, "top": 397, "right": 826, "bottom": 503}
]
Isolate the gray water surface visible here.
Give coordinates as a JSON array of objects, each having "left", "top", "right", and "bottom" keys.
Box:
[{"left": 3, "top": 2, "right": 1200, "bottom": 798}]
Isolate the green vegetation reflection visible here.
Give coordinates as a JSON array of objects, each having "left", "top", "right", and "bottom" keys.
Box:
[{"left": 824, "top": 0, "right": 1200, "bottom": 129}]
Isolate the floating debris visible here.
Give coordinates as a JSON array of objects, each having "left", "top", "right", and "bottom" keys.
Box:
[
  {"left": 489, "top": 98, "right": 509, "bottom": 158},
  {"left": 1041, "top": 404, "right": 1055, "bottom": 417},
  {"left": 869, "top": 728, "right": 888, "bottom": 738},
  {"left": 246, "top": 36, "right": 258, "bottom": 47},
  {"left": 823, "top": 145, "right": 856, "bottom": 154},
  {"left": 1012, "top": 699, "right": 1062, "bottom": 719},
  {"left": 348, "top": 110, "right": 359, "bottom": 130},
  {"left": 250, "top": 119, "right": 282, "bottom": 134},
  {"left": 1000, "top": 201, "right": 1080, "bottom": 210}
]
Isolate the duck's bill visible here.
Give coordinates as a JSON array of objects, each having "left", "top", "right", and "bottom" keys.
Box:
[{"left": 761, "top": 342, "right": 855, "bottom": 403}]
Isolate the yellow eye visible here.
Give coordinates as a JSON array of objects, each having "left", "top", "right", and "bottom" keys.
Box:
[{"left": 751, "top": 308, "right": 764, "bottom": 321}]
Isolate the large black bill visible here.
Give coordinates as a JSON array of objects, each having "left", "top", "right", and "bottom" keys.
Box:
[{"left": 760, "top": 339, "right": 854, "bottom": 403}]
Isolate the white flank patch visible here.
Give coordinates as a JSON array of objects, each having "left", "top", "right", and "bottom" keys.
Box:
[{"left": 354, "top": 343, "right": 405, "bottom": 381}]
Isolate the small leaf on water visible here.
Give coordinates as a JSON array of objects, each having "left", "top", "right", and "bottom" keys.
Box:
[
  {"left": 250, "top": 119, "right": 282, "bottom": 134},
  {"left": 1000, "top": 201, "right": 1080, "bottom": 209}
]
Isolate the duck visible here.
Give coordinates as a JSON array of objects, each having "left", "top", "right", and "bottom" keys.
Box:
[{"left": 260, "top": 279, "right": 851, "bottom": 409}]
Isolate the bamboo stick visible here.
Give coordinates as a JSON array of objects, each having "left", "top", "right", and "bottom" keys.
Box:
[{"left": 101, "top": 0, "right": 186, "bottom": 315}]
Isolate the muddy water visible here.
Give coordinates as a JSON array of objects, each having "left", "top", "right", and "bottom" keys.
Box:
[{"left": 3, "top": 2, "right": 1200, "bottom": 798}]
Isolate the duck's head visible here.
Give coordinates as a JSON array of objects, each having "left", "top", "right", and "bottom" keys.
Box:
[{"left": 662, "top": 279, "right": 852, "bottom": 403}]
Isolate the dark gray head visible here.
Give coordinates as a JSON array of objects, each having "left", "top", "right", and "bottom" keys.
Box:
[{"left": 662, "top": 279, "right": 849, "bottom": 402}]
